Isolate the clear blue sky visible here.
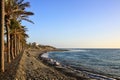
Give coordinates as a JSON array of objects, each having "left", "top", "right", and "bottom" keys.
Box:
[{"left": 22, "top": 0, "right": 120, "bottom": 48}]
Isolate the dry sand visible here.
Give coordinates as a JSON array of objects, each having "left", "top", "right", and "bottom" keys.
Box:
[{"left": 15, "top": 49, "right": 77, "bottom": 80}]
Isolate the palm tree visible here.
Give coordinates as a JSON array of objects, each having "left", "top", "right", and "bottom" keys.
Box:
[
  {"left": 0, "top": 0, "right": 5, "bottom": 72},
  {"left": 17, "top": 26, "right": 29, "bottom": 53},
  {"left": 10, "top": 18, "right": 29, "bottom": 58},
  {"left": 0, "top": 0, "right": 33, "bottom": 72},
  {"left": 10, "top": 19, "right": 21, "bottom": 57},
  {"left": 5, "top": 0, "right": 34, "bottom": 62},
  {"left": 10, "top": 19, "right": 19, "bottom": 58}
]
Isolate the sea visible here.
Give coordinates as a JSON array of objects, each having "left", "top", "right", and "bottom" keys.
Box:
[{"left": 44, "top": 48, "right": 120, "bottom": 79}]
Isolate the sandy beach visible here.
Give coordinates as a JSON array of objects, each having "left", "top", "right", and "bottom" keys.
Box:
[
  {"left": 14, "top": 49, "right": 79, "bottom": 80},
  {"left": 0, "top": 48, "right": 118, "bottom": 80}
]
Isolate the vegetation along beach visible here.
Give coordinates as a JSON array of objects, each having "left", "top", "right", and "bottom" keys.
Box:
[{"left": 0, "top": 0, "right": 120, "bottom": 80}]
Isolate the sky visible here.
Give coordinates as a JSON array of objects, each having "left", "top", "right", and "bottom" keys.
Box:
[{"left": 22, "top": 0, "right": 120, "bottom": 48}]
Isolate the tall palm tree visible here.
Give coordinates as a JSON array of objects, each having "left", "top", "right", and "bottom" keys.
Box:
[
  {"left": 5, "top": 0, "right": 34, "bottom": 63},
  {"left": 10, "top": 19, "right": 21, "bottom": 57},
  {"left": 0, "top": 0, "right": 5, "bottom": 72},
  {"left": 10, "top": 18, "right": 29, "bottom": 58},
  {"left": 17, "top": 26, "right": 29, "bottom": 53},
  {"left": 10, "top": 19, "right": 19, "bottom": 58}
]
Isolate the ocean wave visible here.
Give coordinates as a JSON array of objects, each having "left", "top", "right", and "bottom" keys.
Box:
[
  {"left": 41, "top": 52, "right": 49, "bottom": 58},
  {"left": 69, "top": 49, "right": 88, "bottom": 52}
]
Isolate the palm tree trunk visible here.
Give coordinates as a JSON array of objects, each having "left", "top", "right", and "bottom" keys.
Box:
[
  {"left": 10, "top": 34, "right": 14, "bottom": 59},
  {"left": 16, "top": 36, "right": 18, "bottom": 55},
  {"left": 14, "top": 29, "right": 17, "bottom": 57},
  {"left": 6, "top": 24, "right": 11, "bottom": 63},
  {"left": 22, "top": 42, "right": 24, "bottom": 51},
  {"left": 18, "top": 36, "right": 20, "bottom": 54},
  {"left": 20, "top": 41, "right": 22, "bottom": 53},
  {"left": 0, "top": 0, "right": 5, "bottom": 72}
]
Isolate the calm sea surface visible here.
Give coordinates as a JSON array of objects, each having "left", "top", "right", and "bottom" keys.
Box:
[{"left": 48, "top": 49, "right": 120, "bottom": 78}]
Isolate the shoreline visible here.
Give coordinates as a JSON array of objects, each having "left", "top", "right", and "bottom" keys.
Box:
[
  {"left": 15, "top": 48, "right": 77, "bottom": 80},
  {"left": 11, "top": 48, "right": 120, "bottom": 80},
  {"left": 39, "top": 50, "right": 89, "bottom": 80},
  {"left": 40, "top": 50, "right": 118, "bottom": 80}
]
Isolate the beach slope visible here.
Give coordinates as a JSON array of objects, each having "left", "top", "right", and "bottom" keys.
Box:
[{"left": 15, "top": 49, "right": 77, "bottom": 80}]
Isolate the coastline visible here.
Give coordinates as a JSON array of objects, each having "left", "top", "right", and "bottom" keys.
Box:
[
  {"left": 6, "top": 48, "right": 118, "bottom": 80},
  {"left": 14, "top": 48, "right": 77, "bottom": 80},
  {"left": 40, "top": 49, "right": 118, "bottom": 80}
]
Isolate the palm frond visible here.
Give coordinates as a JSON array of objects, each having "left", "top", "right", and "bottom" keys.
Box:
[
  {"left": 19, "top": 2, "right": 30, "bottom": 9},
  {"left": 17, "top": 0, "right": 24, "bottom": 5},
  {"left": 20, "top": 17, "right": 34, "bottom": 24},
  {"left": 13, "top": 10, "right": 34, "bottom": 16}
]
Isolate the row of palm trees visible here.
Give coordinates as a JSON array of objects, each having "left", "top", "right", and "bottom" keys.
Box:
[{"left": 0, "top": 0, "right": 34, "bottom": 72}]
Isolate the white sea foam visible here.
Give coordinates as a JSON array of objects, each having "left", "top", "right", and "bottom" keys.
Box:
[
  {"left": 41, "top": 52, "right": 49, "bottom": 58},
  {"left": 69, "top": 49, "right": 87, "bottom": 52}
]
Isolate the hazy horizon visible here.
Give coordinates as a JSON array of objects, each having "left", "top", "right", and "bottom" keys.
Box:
[{"left": 22, "top": 0, "right": 120, "bottom": 48}]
